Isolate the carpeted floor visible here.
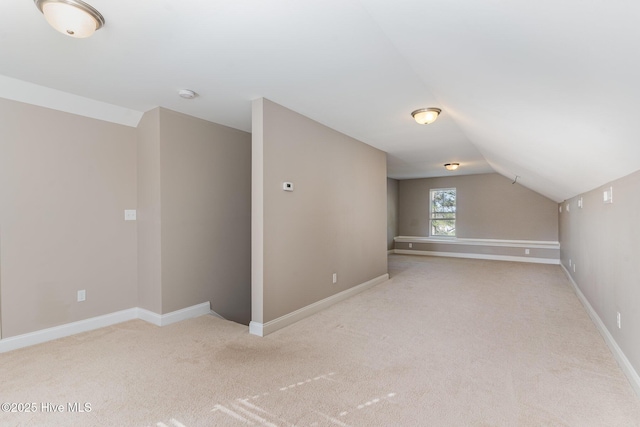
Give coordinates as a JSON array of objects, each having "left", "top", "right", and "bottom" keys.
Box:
[{"left": 1, "top": 255, "right": 639, "bottom": 426}]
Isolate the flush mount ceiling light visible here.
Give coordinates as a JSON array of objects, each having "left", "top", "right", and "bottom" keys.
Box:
[
  {"left": 444, "top": 163, "right": 460, "bottom": 171},
  {"left": 34, "top": 0, "right": 105, "bottom": 38},
  {"left": 411, "top": 108, "right": 441, "bottom": 125}
]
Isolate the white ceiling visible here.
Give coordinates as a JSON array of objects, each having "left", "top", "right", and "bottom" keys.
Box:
[{"left": 2, "top": 0, "right": 639, "bottom": 202}]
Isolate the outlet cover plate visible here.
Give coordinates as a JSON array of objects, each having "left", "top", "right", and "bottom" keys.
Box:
[{"left": 124, "top": 210, "right": 137, "bottom": 221}]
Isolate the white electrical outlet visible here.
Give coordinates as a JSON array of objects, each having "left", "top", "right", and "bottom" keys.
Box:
[
  {"left": 283, "top": 182, "right": 294, "bottom": 192},
  {"left": 409, "top": 243, "right": 412, "bottom": 248},
  {"left": 525, "top": 249, "right": 530, "bottom": 255},
  {"left": 617, "top": 312, "right": 621, "bottom": 329},
  {"left": 332, "top": 273, "right": 337, "bottom": 284},
  {"left": 77, "top": 290, "right": 86, "bottom": 302},
  {"left": 573, "top": 263, "right": 576, "bottom": 273},
  {"left": 569, "top": 259, "right": 572, "bottom": 267}
]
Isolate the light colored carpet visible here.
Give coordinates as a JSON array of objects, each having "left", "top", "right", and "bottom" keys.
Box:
[{"left": 1, "top": 255, "right": 639, "bottom": 426}]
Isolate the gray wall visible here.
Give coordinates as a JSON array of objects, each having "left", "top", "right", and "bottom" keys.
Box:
[
  {"left": 0, "top": 98, "right": 138, "bottom": 338},
  {"left": 137, "top": 108, "right": 252, "bottom": 325},
  {"left": 252, "top": 98, "right": 388, "bottom": 324},
  {"left": 387, "top": 178, "right": 399, "bottom": 250},
  {"left": 159, "top": 109, "right": 251, "bottom": 323},
  {"left": 398, "top": 173, "right": 558, "bottom": 241},
  {"left": 559, "top": 169, "right": 640, "bottom": 381}
]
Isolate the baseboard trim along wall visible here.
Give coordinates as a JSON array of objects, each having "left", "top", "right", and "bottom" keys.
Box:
[
  {"left": 561, "top": 265, "right": 640, "bottom": 398},
  {"left": 0, "top": 302, "right": 211, "bottom": 353},
  {"left": 137, "top": 302, "right": 212, "bottom": 326},
  {"left": 393, "top": 236, "right": 560, "bottom": 264},
  {"left": 393, "top": 249, "right": 560, "bottom": 265},
  {"left": 250, "top": 273, "right": 390, "bottom": 337}
]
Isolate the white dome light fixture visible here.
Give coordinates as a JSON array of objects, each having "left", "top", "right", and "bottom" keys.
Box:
[
  {"left": 411, "top": 108, "right": 441, "bottom": 125},
  {"left": 178, "top": 89, "right": 197, "bottom": 99},
  {"left": 444, "top": 163, "right": 460, "bottom": 171},
  {"left": 34, "top": 0, "right": 104, "bottom": 38}
]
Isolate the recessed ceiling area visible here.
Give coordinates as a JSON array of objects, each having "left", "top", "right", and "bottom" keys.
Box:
[{"left": 1, "top": 0, "right": 638, "bottom": 202}]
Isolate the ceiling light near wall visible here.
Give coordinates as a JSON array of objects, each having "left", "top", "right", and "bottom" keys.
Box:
[
  {"left": 411, "top": 108, "right": 441, "bottom": 125},
  {"left": 34, "top": 0, "right": 105, "bottom": 38},
  {"left": 444, "top": 163, "right": 460, "bottom": 171}
]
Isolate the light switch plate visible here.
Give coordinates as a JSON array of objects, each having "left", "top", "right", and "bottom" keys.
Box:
[{"left": 124, "top": 210, "right": 137, "bottom": 221}]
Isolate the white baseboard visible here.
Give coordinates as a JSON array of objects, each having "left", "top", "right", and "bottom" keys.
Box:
[
  {"left": 249, "top": 321, "right": 263, "bottom": 336},
  {"left": 250, "top": 273, "right": 389, "bottom": 337},
  {"left": 0, "top": 302, "right": 211, "bottom": 353},
  {"left": 561, "top": 265, "right": 640, "bottom": 398},
  {"left": 387, "top": 249, "right": 394, "bottom": 255},
  {"left": 393, "top": 249, "right": 560, "bottom": 265},
  {"left": 0, "top": 308, "right": 138, "bottom": 353},
  {"left": 210, "top": 310, "right": 225, "bottom": 320},
  {"left": 137, "top": 302, "right": 211, "bottom": 326}
]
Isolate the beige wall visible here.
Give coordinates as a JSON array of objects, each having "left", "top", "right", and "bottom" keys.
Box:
[
  {"left": 137, "top": 108, "right": 162, "bottom": 313},
  {"left": 559, "top": 169, "right": 640, "bottom": 381},
  {"left": 0, "top": 98, "right": 138, "bottom": 338},
  {"left": 398, "top": 173, "right": 558, "bottom": 241},
  {"left": 1, "top": 101, "right": 252, "bottom": 337},
  {"left": 158, "top": 109, "right": 251, "bottom": 324},
  {"left": 253, "top": 99, "right": 388, "bottom": 324},
  {"left": 387, "top": 178, "right": 399, "bottom": 250}
]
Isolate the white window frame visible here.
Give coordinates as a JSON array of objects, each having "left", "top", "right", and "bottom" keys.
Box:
[{"left": 429, "top": 187, "right": 456, "bottom": 237}]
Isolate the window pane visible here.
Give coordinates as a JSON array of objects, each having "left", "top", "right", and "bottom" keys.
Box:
[
  {"left": 432, "top": 190, "right": 456, "bottom": 212},
  {"left": 431, "top": 219, "right": 456, "bottom": 236}
]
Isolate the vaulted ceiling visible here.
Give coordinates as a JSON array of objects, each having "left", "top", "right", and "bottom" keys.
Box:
[{"left": 2, "top": 0, "right": 638, "bottom": 202}]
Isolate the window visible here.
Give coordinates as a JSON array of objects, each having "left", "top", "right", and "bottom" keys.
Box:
[{"left": 430, "top": 188, "right": 456, "bottom": 236}]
